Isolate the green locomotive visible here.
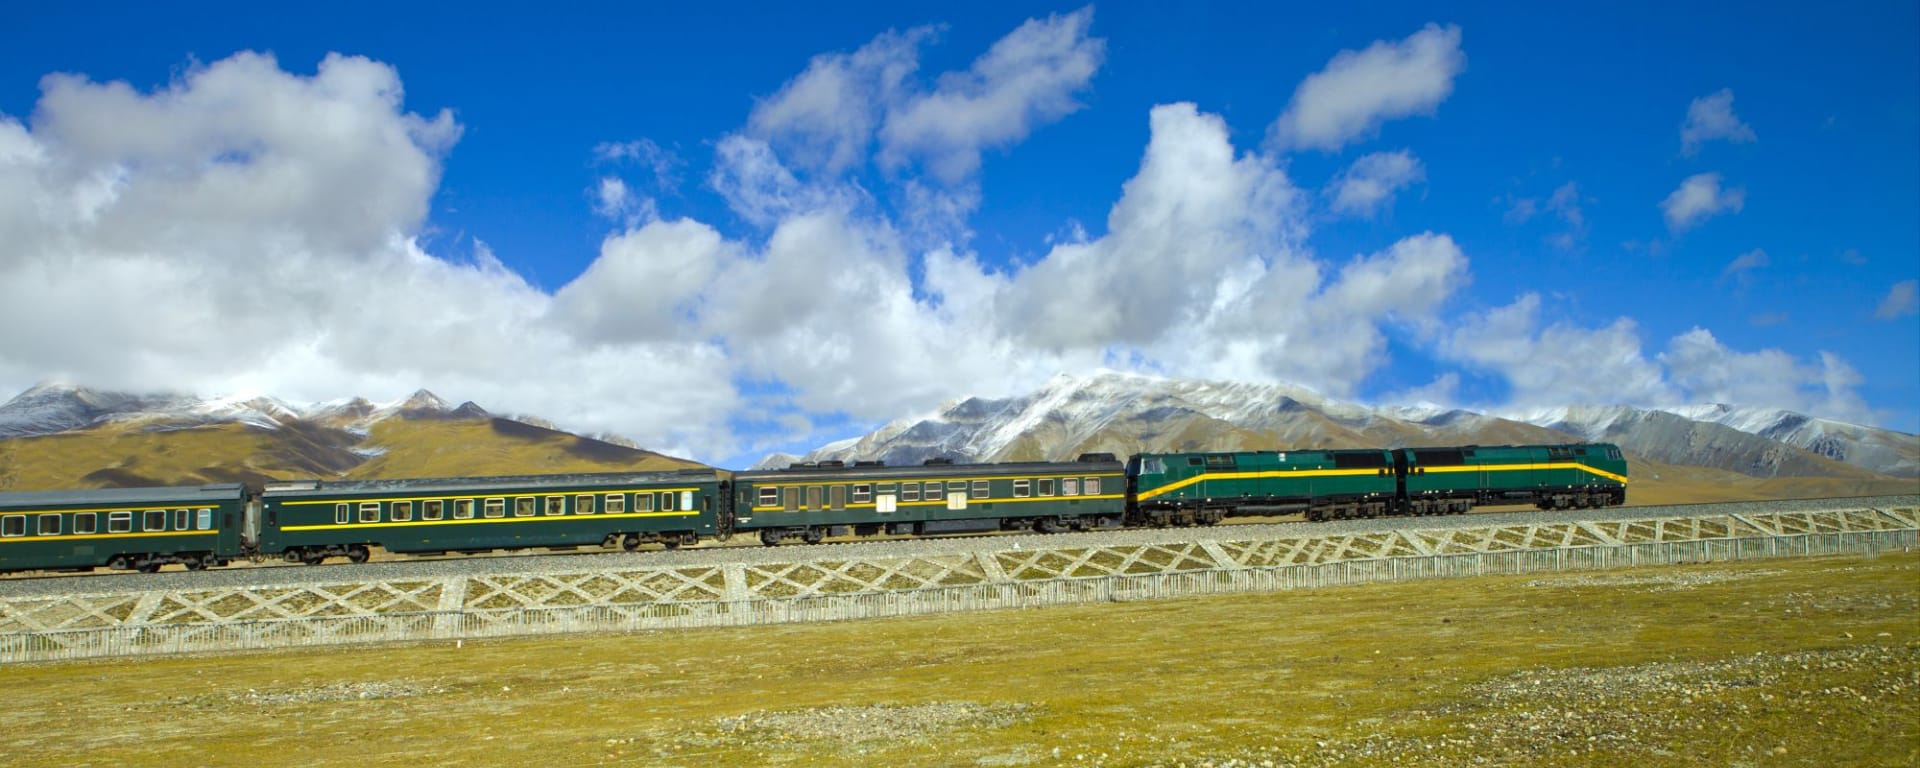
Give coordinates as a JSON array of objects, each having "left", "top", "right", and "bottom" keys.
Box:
[{"left": 1129, "top": 443, "right": 1626, "bottom": 521}]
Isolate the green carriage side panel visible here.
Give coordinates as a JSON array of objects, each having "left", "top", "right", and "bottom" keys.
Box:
[
  {"left": 1401, "top": 443, "right": 1627, "bottom": 503},
  {"left": 0, "top": 484, "right": 250, "bottom": 573},
  {"left": 732, "top": 459, "right": 1127, "bottom": 530},
  {"left": 1130, "top": 450, "right": 1397, "bottom": 509},
  {"left": 258, "top": 470, "right": 722, "bottom": 555}
]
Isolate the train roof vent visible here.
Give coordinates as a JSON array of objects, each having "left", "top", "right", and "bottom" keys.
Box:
[
  {"left": 676, "top": 468, "right": 711, "bottom": 475},
  {"left": 787, "top": 462, "right": 817, "bottom": 470},
  {"left": 819, "top": 460, "right": 845, "bottom": 468},
  {"left": 264, "top": 481, "right": 322, "bottom": 491},
  {"left": 853, "top": 460, "right": 885, "bottom": 467},
  {"left": 1076, "top": 452, "right": 1118, "bottom": 463},
  {"left": 923, "top": 457, "right": 955, "bottom": 465}
]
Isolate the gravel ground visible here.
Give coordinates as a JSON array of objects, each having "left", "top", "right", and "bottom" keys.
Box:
[
  {"left": 1120, "top": 643, "right": 1920, "bottom": 768},
  {"left": 2, "top": 494, "right": 1912, "bottom": 600}
]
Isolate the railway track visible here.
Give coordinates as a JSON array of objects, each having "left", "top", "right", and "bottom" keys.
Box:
[{"left": 2, "top": 494, "right": 1914, "bottom": 600}]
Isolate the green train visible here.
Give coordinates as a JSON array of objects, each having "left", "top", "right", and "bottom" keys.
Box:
[
  {"left": 0, "top": 443, "right": 1625, "bottom": 574},
  {"left": 1130, "top": 443, "right": 1628, "bottom": 522}
]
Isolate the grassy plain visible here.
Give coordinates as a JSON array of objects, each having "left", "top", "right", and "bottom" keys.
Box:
[{"left": 2, "top": 552, "right": 1915, "bottom": 767}]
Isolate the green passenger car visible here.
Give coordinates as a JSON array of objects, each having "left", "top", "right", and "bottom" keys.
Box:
[
  {"left": 1129, "top": 449, "right": 1401, "bottom": 522},
  {"left": 1397, "top": 443, "right": 1627, "bottom": 510},
  {"left": 732, "top": 456, "right": 1127, "bottom": 545},
  {"left": 257, "top": 470, "right": 723, "bottom": 564},
  {"left": 0, "top": 484, "right": 251, "bottom": 573}
]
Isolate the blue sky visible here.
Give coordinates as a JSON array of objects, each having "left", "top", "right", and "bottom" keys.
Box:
[{"left": 1, "top": 2, "right": 1915, "bottom": 466}]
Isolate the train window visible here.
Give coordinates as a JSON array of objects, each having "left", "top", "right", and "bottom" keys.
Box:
[
  {"left": 335, "top": 504, "right": 350, "bottom": 524},
  {"left": 172, "top": 509, "right": 187, "bottom": 530},
  {"left": 971, "top": 480, "right": 990, "bottom": 499},
  {"left": 1141, "top": 458, "right": 1165, "bottom": 474},
  {"left": 1038, "top": 478, "right": 1056, "bottom": 496},
  {"left": 1062, "top": 478, "right": 1080, "bottom": 496},
  {"left": 196, "top": 509, "right": 213, "bottom": 530},
  {"left": 636, "top": 493, "right": 655, "bottom": 512},
  {"left": 1188, "top": 457, "right": 1204, "bottom": 467},
  {"left": 783, "top": 487, "right": 798, "bottom": 512},
  {"left": 109, "top": 512, "right": 131, "bottom": 533},
  {"left": 1084, "top": 478, "right": 1101, "bottom": 495},
  {"left": 659, "top": 492, "right": 675, "bottom": 512},
  {"left": 484, "top": 498, "right": 506, "bottom": 518},
  {"left": 1205, "top": 455, "right": 1238, "bottom": 470},
  {"left": 514, "top": 498, "right": 535, "bottom": 517},
  {"left": 453, "top": 499, "right": 474, "bottom": 519},
  {"left": 392, "top": 502, "right": 412, "bottom": 522},
  {"left": 423, "top": 500, "right": 444, "bottom": 520},
  {"left": 360, "top": 503, "right": 381, "bottom": 523},
  {"left": 1548, "top": 447, "right": 1573, "bottom": 460},
  {"left": 0, "top": 516, "right": 20, "bottom": 537},
  {"left": 75, "top": 513, "right": 98, "bottom": 535},
  {"left": 946, "top": 482, "right": 966, "bottom": 500},
  {"left": 681, "top": 491, "right": 695, "bottom": 510},
  {"left": 852, "top": 484, "right": 872, "bottom": 504},
  {"left": 576, "top": 495, "right": 595, "bottom": 515},
  {"left": 876, "top": 483, "right": 895, "bottom": 496},
  {"left": 145, "top": 510, "right": 166, "bottom": 531},
  {"left": 829, "top": 485, "right": 846, "bottom": 510},
  {"left": 38, "top": 514, "right": 59, "bottom": 535},
  {"left": 545, "top": 497, "right": 565, "bottom": 516},
  {"left": 901, "top": 483, "right": 919, "bottom": 502},
  {"left": 1013, "top": 479, "right": 1031, "bottom": 497},
  {"left": 605, "top": 494, "right": 626, "bottom": 514},
  {"left": 1332, "top": 452, "right": 1388, "bottom": 470},
  {"left": 757, "top": 487, "right": 779, "bottom": 507}
]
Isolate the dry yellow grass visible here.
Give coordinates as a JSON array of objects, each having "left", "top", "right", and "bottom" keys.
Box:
[{"left": 0, "top": 552, "right": 1912, "bottom": 767}]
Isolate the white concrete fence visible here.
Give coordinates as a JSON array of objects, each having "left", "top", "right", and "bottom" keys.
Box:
[{"left": 2, "top": 522, "right": 1912, "bottom": 664}]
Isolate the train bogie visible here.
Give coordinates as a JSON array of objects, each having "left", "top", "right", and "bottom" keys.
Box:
[{"left": 0, "top": 484, "right": 250, "bottom": 574}]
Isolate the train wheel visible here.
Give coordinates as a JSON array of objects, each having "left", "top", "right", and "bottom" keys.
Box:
[
  {"left": 1035, "top": 517, "right": 1062, "bottom": 534},
  {"left": 622, "top": 534, "right": 642, "bottom": 551},
  {"left": 301, "top": 550, "right": 326, "bottom": 566},
  {"left": 760, "top": 529, "right": 782, "bottom": 547},
  {"left": 136, "top": 560, "right": 161, "bottom": 574},
  {"left": 802, "top": 527, "right": 825, "bottom": 545},
  {"left": 185, "top": 555, "right": 209, "bottom": 571},
  {"left": 346, "top": 546, "right": 371, "bottom": 564}
]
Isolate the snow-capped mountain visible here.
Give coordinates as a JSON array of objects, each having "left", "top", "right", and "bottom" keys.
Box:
[
  {"left": 761, "top": 372, "right": 1918, "bottom": 480},
  {"left": 0, "top": 383, "right": 487, "bottom": 439}
]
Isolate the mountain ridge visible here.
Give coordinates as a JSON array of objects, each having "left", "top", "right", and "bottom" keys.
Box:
[{"left": 759, "top": 372, "right": 1918, "bottom": 483}]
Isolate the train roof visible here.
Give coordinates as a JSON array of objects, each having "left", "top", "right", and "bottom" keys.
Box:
[
  {"left": 733, "top": 457, "right": 1123, "bottom": 483},
  {"left": 260, "top": 469, "right": 723, "bottom": 498},
  {"left": 0, "top": 483, "right": 249, "bottom": 510}
]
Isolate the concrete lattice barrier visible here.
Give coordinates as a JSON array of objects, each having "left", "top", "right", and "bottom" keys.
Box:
[{"left": 1, "top": 506, "right": 1914, "bottom": 663}]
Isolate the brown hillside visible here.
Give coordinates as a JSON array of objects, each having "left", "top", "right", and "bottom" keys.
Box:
[{"left": 0, "top": 416, "right": 702, "bottom": 491}]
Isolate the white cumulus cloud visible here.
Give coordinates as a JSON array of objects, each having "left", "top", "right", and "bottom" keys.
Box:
[
  {"left": 1680, "top": 88, "right": 1757, "bottom": 156},
  {"left": 1269, "top": 23, "right": 1465, "bottom": 151},
  {"left": 1661, "top": 172, "right": 1745, "bottom": 232},
  {"left": 1326, "top": 149, "right": 1424, "bottom": 217},
  {"left": 880, "top": 6, "right": 1105, "bottom": 181},
  {"left": 0, "top": 52, "right": 740, "bottom": 458},
  {"left": 1876, "top": 279, "right": 1919, "bottom": 320}
]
